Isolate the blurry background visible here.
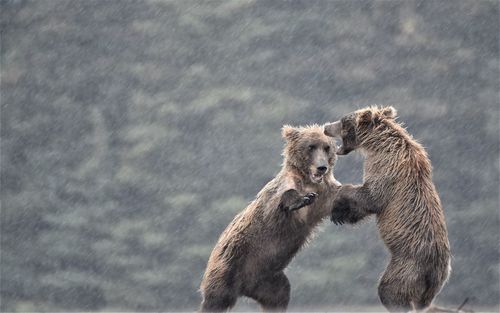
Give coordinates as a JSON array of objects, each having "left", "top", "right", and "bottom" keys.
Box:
[{"left": 1, "top": 0, "right": 499, "bottom": 311}]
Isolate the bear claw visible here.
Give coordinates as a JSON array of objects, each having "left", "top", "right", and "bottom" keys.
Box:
[{"left": 302, "top": 192, "right": 318, "bottom": 205}]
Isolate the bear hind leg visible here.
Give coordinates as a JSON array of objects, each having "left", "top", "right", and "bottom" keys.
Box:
[
  {"left": 378, "top": 261, "right": 413, "bottom": 313},
  {"left": 378, "top": 259, "right": 446, "bottom": 313},
  {"left": 413, "top": 267, "right": 448, "bottom": 312},
  {"left": 245, "top": 272, "right": 290, "bottom": 312},
  {"left": 378, "top": 280, "right": 412, "bottom": 313},
  {"left": 200, "top": 291, "right": 237, "bottom": 313}
]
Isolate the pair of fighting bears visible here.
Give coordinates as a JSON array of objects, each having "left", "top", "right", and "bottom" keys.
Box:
[{"left": 200, "top": 106, "right": 450, "bottom": 313}]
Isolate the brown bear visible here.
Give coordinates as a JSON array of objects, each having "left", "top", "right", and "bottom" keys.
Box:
[
  {"left": 199, "top": 125, "right": 340, "bottom": 312},
  {"left": 324, "top": 106, "right": 451, "bottom": 312}
]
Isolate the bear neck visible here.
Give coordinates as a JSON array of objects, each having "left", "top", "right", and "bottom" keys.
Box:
[
  {"left": 283, "top": 160, "right": 309, "bottom": 182},
  {"left": 359, "top": 120, "right": 411, "bottom": 153},
  {"left": 359, "top": 121, "right": 432, "bottom": 176}
]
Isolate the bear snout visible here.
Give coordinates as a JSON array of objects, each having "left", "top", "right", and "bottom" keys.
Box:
[
  {"left": 324, "top": 121, "right": 341, "bottom": 138},
  {"left": 316, "top": 166, "right": 327, "bottom": 174}
]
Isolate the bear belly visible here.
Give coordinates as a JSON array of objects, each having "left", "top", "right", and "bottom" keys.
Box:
[{"left": 245, "top": 224, "right": 311, "bottom": 274}]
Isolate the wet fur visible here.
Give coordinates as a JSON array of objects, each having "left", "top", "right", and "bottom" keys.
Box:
[
  {"left": 326, "top": 107, "right": 451, "bottom": 312},
  {"left": 200, "top": 125, "right": 340, "bottom": 312}
]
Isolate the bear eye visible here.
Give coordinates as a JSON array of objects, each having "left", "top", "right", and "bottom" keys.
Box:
[
  {"left": 308, "top": 145, "right": 316, "bottom": 151},
  {"left": 324, "top": 146, "right": 330, "bottom": 153}
]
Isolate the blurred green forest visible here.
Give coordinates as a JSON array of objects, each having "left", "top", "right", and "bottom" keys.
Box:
[{"left": 1, "top": 0, "right": 498, "bottom": 311}]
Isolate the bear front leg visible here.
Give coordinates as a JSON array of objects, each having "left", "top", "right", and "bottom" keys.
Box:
[
  {"left": 331, "top": 184, "right": 376, "bottom": 225},
  {"left": 278, "top": 189, "right": 318, "bottom": 213}
]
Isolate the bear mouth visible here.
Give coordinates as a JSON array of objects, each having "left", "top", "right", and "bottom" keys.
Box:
[{"left": 310, "top": 172, "right": 324, "bottom": 184}]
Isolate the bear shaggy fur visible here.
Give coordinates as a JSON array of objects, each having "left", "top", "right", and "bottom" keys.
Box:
[
  {"left": 200, "top": 125, "right": 340, "bottom": 312},
  {"left": 324, "top": 106, "right": 451, "bottom": 312}
]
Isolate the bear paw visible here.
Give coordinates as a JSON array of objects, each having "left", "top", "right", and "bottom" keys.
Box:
[
  {"left": 302, "top": 192, "right": 318, "bottom": 206},
  {"left": 286, "top": 192, "right": 318, "bottom": 213},
  {"left": 330, "top": 198, "right": 352, "bottom": 225}
]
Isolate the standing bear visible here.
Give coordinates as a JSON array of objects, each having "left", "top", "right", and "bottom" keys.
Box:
[
  {"left": 200, "top": 125, "right": 340, "bottom": 312},
  {"left": 324, "top": 106, "right": 451, "bottom": 312}
]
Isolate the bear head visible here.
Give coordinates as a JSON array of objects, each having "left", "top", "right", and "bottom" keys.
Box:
[
  {"left": 282, "top": 124, "right": 337, "bottom": 184},
  {"left": 324, "top": 106, "right": 397, "bottom": 155}
]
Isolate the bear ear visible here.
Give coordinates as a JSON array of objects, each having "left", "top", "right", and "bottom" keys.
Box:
[
  {"left": 282, "top": 125, "right": 300, "bottom": 141},
  {"left": 359, "top": 110, "right": 373, "bottom": 123},
  {"left": 381, "top": 106, "right": 397, "bottom": 119}
]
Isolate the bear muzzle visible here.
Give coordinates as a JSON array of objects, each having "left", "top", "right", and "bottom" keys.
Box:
[{"left": 324, "top": 121, "right": 341, "bottom": 138}]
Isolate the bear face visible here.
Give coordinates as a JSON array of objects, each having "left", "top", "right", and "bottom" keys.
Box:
[
  {"left": 282, "top": 125, "right": 337, "bottom": 184},
  {"left": 324, "top": 106, "right": 397, "bottom": 155}
]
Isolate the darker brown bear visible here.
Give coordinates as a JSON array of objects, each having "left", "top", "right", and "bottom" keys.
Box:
[
  {"left": 324, "top": 106, "right": 451, "bottom": 312},
  {"left": 199, "top": 125, "right": 340, "bottom": 312}
]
